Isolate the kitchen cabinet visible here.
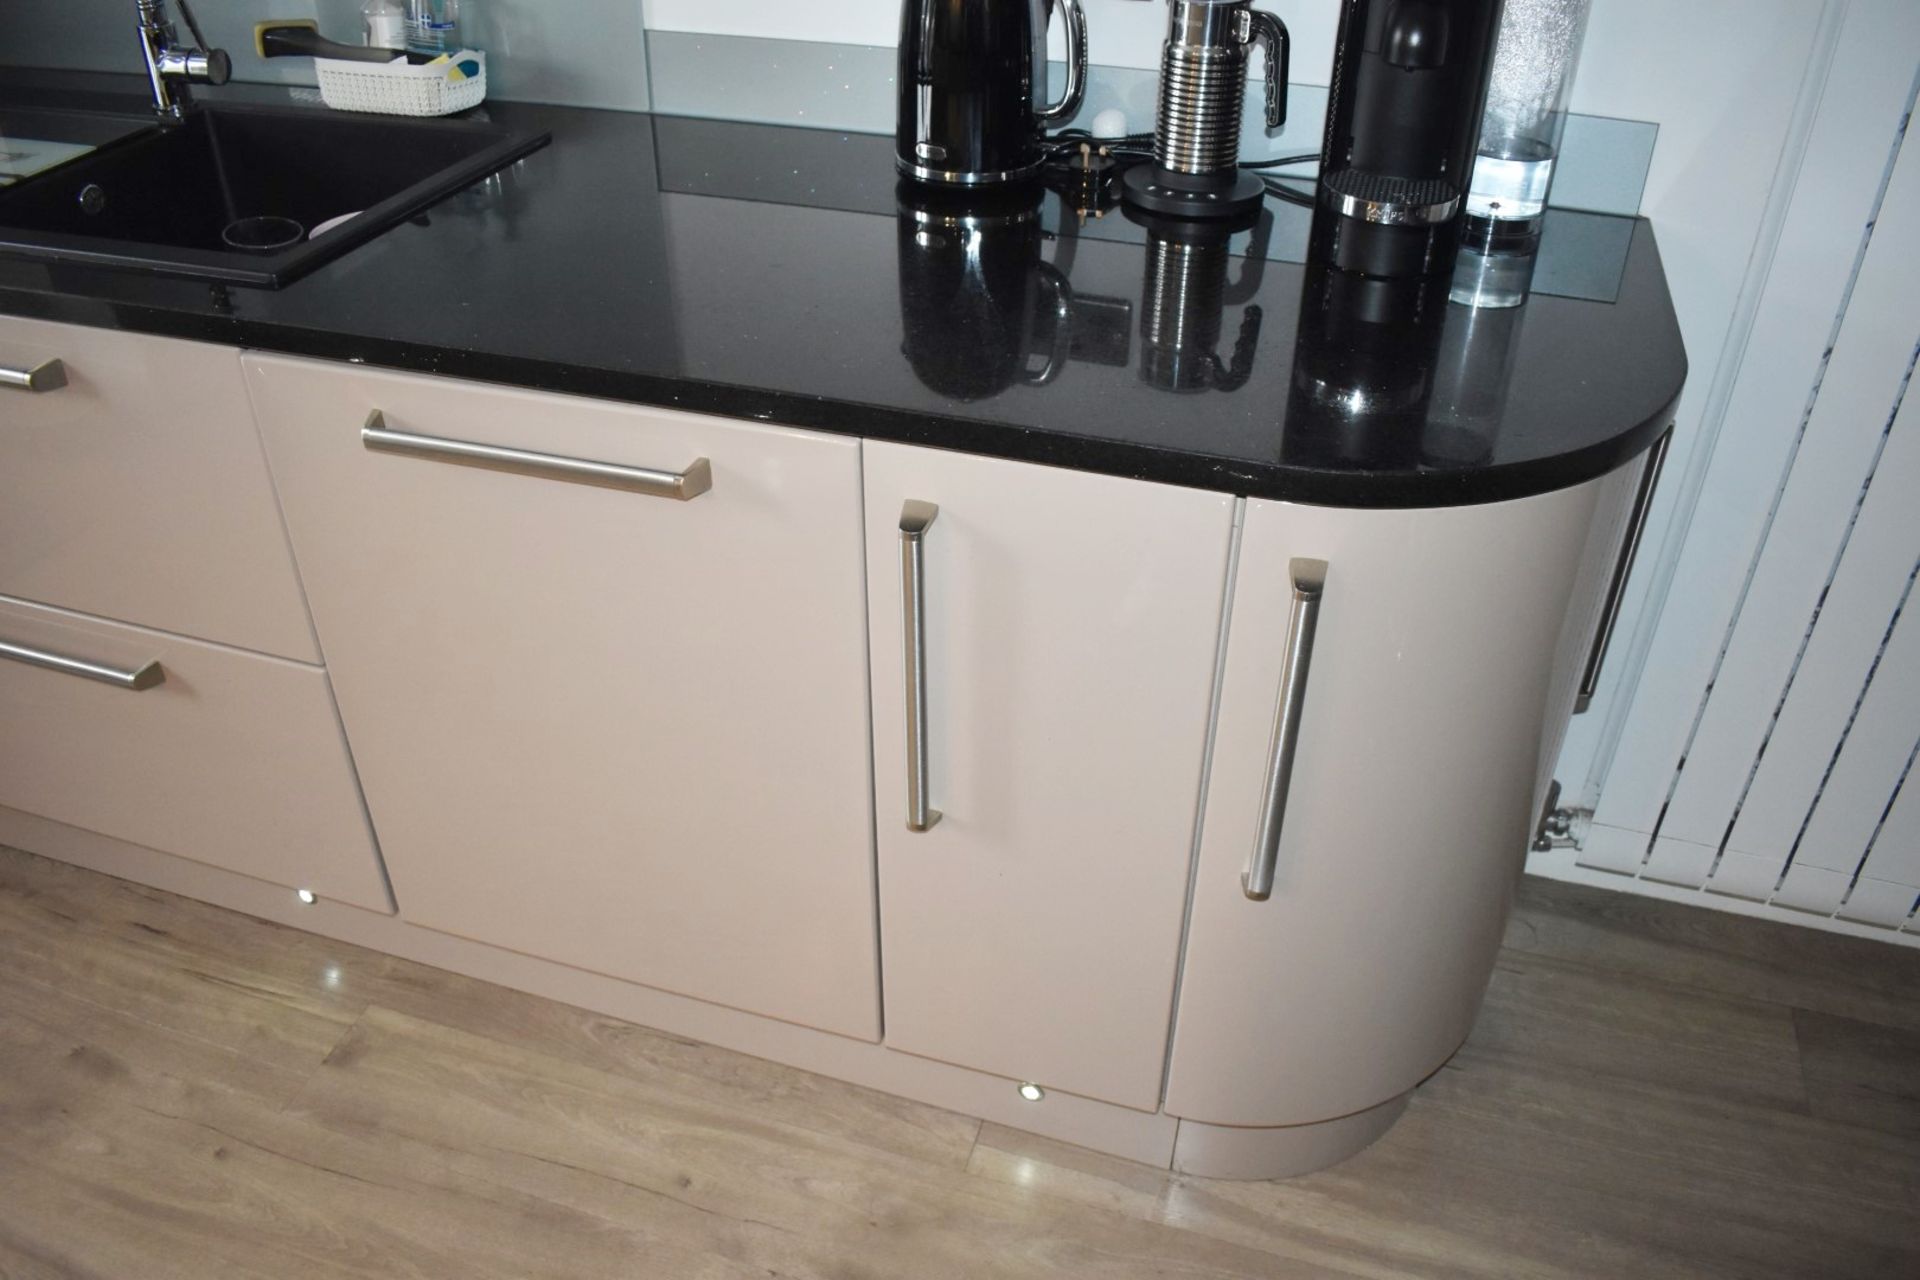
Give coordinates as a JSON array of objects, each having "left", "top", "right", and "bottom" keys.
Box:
[
  {"left": 1162, "top": 478, "right": 1615, "bottom": 1156},
  {"left": 863, "top": 441, "right": 1235, "bottom": 1110},
  {"left": 0, "top": 316, "right": 318, "bottom": 662},
  {"left": 0, "top": 320, "right": 382, "bottom": 907},
  {"left": 0, "top": 593, "right": 389, "bottom": 909},
  {"left": 247, "top": 355, "right": 884, "bottom": 1041},
  {"left": 3, "top": 329, "right": 1656, "bottom": 1172}
]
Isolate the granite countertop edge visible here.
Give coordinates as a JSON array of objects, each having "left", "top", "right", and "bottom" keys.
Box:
[{"left": 0, "top": 280, "right": 1686, "bottom": 510}]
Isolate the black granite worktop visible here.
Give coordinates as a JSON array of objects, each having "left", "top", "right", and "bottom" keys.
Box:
[{"left": 0, "top": 88, "right": 1686, "bottom": 507}]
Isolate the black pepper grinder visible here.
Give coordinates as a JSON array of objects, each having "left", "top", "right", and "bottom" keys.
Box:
[{"left": 1310, "top": 0, "right": 1505, "bottom": 279}]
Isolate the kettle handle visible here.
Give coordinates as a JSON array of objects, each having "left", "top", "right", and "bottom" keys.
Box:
[
  {"left": 1248, "top": 9, "right": 1289, "bottom": 130},
  {"left": 1036, "top": 0, "right": 1089, "bottom": 126},
  {"left": 1022, "top": 263, "right": 1076, "bottom": 387}
]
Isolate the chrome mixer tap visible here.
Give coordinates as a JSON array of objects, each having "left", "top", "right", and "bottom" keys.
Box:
[{"left": 136, "top": 0, "right": 231, "bottom": 120}]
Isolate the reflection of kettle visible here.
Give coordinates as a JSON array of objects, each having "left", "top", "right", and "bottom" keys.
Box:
[
  {"left": 896, "top": 182, "right": 1074, "bottom": 402},
  {"left": 1128, "top": 206, "right": 1268, "bottom": 393}
]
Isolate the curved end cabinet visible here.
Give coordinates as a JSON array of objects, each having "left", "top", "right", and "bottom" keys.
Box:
[{"left": 1161, "top": 458, "right": 1649, "bottom": 1178}]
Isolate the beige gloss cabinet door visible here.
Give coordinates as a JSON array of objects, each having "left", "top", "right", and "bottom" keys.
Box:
[
  {"left": 1164, "top": 482, "right": 1605, "bottom": 1126},
  {"left": 247, "top": 355, "right": 881, "bottom": 1041},
  {"left": 0, "top": 594, "right": 388, "bottom": 910},
  {"left": 864, "top": 440, "right": 1234, "bottom": 1110},
  {"left": 0, "top": 316, "right": 318, "bottom": 662}
]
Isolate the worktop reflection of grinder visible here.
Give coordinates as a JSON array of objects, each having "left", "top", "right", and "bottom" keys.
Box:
[
  {"left": 1285, "top": 260, "right": 1526, "bottom": 468},
  {"left": 1286, "top": 264, "right": 1447, "bottom": 466}
]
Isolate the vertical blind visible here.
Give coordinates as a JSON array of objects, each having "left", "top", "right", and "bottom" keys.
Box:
[{"left": 1577, "top": 70, "right": 1920, "bottom": 938}]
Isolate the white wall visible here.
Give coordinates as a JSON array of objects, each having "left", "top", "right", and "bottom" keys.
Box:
[{"left": 642, "top": 0, "right": 1341, "bottom": 76}]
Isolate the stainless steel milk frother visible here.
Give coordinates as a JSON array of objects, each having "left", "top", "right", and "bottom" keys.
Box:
[{"left": 1122, "top": 0, "right": 1290, "bottom": 219}]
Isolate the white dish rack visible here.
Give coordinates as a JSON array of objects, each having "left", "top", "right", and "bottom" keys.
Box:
[{"left": 314, "top": 50, "right": 486, "bottom": 117}]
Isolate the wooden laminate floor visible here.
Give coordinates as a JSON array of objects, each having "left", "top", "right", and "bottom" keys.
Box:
[{"left": 1, "top": 844, "right": 1916, "bottom": 1279}]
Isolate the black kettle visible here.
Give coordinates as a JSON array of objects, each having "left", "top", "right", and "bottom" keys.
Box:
[{"left": 897, "top": 0, "right": 1089, "bottom": 187}]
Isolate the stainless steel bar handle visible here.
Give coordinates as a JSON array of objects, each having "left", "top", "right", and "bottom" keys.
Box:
[
  {"left": 1575, "top": 429, "right": 1671, "bottom": 713},
  {"left": 900, "top": 500, "right": 942, "bottom": 833},
  {"left": 0, "top": 637, "right": 164, "bottom": 691},
  {"left": 0, "top": 358, "right": 68, "bottom": 393},
  {"left": 1244, "top": 558, "right": 1327, "bottom": 901},
  {"left": 361, "top": 411, "right": 713, "bottom": 501}
]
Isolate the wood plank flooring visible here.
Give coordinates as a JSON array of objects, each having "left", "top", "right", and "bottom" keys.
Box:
[{"left": 1, "top": 844, "right": 1916, "bottom": 1279}]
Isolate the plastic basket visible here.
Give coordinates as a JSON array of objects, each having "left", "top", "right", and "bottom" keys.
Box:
[{"left": 314, "top": 50, "right": 486, "bottom": 117}]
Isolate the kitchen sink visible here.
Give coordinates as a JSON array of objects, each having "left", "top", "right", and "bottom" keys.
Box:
[{"left": 0, "top": 102, "right": 548, "bottom": 287}]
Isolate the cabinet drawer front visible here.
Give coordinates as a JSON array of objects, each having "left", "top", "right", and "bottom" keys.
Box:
[
  {"left": 865, "top": 441, "right": 1234, "bottom": 1111},
  {"left": 1164, "top": 482, "right": 1605, "bottom": 1127},
  {"left": 0, "top": 595, "right": 388, "bottom": 911},
  {"left": 247, "top": 355, "right": 881, "bottom": 1041},
  {"left": 0, "top": 317, "right": 319, "bottom": 661}
]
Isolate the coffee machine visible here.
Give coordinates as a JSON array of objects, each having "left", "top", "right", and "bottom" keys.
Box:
[
  {"left": 897, "top": 0, "right": 1088, "bottom": 187},
  {"left": 1310, "top": 0, "right": 1504, "bottom": 278}
]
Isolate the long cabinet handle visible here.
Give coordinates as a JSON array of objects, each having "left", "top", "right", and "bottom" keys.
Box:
[
  {"left": 0, "top": 358, "right": 68, "bottom": 393},
  {"left": 0, "top": 637, "right": 164, "bottom": 691},
  {"left": 1575, "top": 429, "right": 1671, "bottom": 713},
  {"left": 900, "top": 500, "right": 942, "bottom": 832},
  {"left": 361, "top": 411, "right": 713, "bottom": 501},
  {"left": 1244, "top": 558, "right": 1327, "bottom": 901}
]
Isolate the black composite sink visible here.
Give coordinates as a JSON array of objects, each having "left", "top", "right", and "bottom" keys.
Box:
[{"left": 0, "top": 102, "right": 548, "bottom": 287}]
